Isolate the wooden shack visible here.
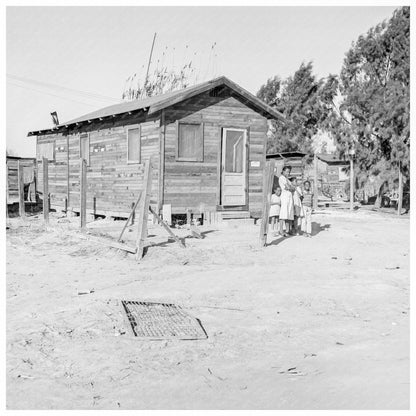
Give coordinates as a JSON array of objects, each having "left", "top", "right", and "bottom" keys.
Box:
[
  {"left": 315, "top": 153, "right": 349, "bottom": 199},
  {"left": 28, "top": 76, "right": 285, "bottom": 220},
  {"left": 6, "top": 156, "right": 37, "bottom": 205},
  {"left": 266, "top": 151, "right": 307, "bottom": 191}
]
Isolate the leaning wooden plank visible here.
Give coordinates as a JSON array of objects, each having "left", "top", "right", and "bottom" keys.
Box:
[
  {"left": 117, "top": 191, "right": 142, "bottom": 242},
  {"left": 259, "top": 159, "right": 275, "bottom": 247},
  {"left": 149, "top": 205, "right": 186, "bottom": 248},
  {"left": 78, "top": 234, "right": 136, "bottom": 254},
  {"left": 135, "top": 159, "right": 153, "bottom": 261}
]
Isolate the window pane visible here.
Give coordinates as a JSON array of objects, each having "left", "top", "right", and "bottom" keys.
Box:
[
  {"left": 128, "top": 128, "right": 140, "bottom": 162},
  {"left": 225, "top": 130, "right": 244, "bottom": 173},
  {"left": 178, "top": 124, "right": 202, "bottom": 160}
]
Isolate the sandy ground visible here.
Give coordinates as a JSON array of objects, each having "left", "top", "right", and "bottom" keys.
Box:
[{"left": 6, "top": 208, "right": 409, "bottom": 410}]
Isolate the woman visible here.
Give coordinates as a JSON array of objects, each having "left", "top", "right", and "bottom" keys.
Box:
[{"left": 278, "top": 166, "right": 295, "bottom": 236}]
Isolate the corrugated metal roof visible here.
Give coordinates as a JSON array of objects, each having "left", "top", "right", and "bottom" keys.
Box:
[{"left": 28, "top": 76, "right": 286, "bottom": 136}]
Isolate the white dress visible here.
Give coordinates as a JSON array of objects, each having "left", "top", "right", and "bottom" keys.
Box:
[
  {"left": 278, "top": 175, "right": 294, "bottom": 220},
  {"left": 293, "top": 186, "right": 305, "bottom": 217},
  {"left": 269, "top": 194, "right": 281, "bottom": 217}
]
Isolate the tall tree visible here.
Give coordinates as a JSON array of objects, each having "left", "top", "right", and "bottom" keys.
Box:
[
  {"left": 257, "top": 62, "right": 337, "bottom": 155},
  {"left": 326, "top": 7, "right": 410, "bottom": 203}
]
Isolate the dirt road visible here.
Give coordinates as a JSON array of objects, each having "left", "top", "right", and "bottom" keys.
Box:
[{"left": 6, "top": 209, "right": 409, "bottom": 409}]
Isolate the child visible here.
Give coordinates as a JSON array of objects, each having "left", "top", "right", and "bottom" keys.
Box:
[
  {"left": 301, "top": 180, "right": 314, "bottom": 237},
  {"left": 269, "top": 187, "right": 282, "bottom": 232},
  {"left": 291, "top": 177, "right": 304, "bottom": 235}
]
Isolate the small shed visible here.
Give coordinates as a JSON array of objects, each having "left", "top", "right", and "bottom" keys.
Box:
[
  {"left": 266, "top": 151, "right": 307, "bottom": 191},
  {"left": 28, "top": 76, "right": 285, "bottom": 219},
  {"left": 315, "top": 153, "right": 349, "bottom": 199},
  {"left": 6, "top": 156, "right": 37, "bottom": 205}
]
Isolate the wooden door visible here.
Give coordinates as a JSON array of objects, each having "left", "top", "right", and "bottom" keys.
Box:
[{"left": 221, "top": 128, "right": 247, "bottom": 206}]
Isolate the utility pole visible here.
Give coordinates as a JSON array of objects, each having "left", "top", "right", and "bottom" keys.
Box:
[{"left": 141, "top": 32, "right": 157, "bottom": 99}]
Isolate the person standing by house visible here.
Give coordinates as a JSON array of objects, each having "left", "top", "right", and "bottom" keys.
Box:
[
  {"left": 301, "top": 180, "right": 314, "bottom": 237},
  {"left": 278, "top": 166, "right": 294, "bottom": 236},
  {"left": 269, "top": 187, "right": 282, "bottom": 232}
]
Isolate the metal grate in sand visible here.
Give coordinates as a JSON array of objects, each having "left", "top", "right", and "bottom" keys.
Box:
[{"left": 121, "top": 300, "right": 207, "bottom": 340}]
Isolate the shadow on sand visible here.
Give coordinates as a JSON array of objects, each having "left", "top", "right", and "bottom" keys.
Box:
[{"left": 267, "top": 222, "right": 331, "bottom": 246}]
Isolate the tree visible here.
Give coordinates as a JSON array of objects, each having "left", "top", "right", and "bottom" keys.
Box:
[
  {"left": 257, "top": 62, "right": 338, "bottom": 155},
  {"left": 256, "top": 76, "right": 281, "bottom": 105},
  {"left": 326, "top": 7, "right": 410, "bottom": 206},
  {"left": 122, "top": 62, "right": 195, "bottom": 100}
]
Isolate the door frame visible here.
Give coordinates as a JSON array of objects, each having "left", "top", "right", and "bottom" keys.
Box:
[{"left": 219, "top": 127, "right": 249, "bottom": 209}]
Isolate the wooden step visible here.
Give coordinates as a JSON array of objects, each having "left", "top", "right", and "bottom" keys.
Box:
[{"left": 219, "top": 210, "right": 251, "bottom": 220}]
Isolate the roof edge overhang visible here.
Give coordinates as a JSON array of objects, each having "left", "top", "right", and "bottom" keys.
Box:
[{"left": 27, "top": 76, "right": 286, "bottom": 137}]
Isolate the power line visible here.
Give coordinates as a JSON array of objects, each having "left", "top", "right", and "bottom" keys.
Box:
[
  {"left": 7, "top": 81, "right": 99, "bottom": 108},
  {"left": 7, "top": 74, "right": 119, "bottom": 103}
]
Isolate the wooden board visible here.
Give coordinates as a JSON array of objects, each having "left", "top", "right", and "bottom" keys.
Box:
[
  {"left": 259, "top": 160, "right": 275, "bottom": 247},
  {"left": 42, "top": 157, "right": 49, "bottom": 223},
  {"left": 135, "top": 159, "right": 153, "bottom": 261}
]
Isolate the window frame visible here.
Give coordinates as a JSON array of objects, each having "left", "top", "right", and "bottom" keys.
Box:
[
  {"left": 126, "top": 124, "right": 141, "bottom": 164},
  {"left": 175, "top": 121, "right": 204, "bottom": 162},
  {"left": 79, "top": 132, "right": 90, "bottom": 166},
  {"left": 36, "top": 140, "right": 56, "bottom": 162}
]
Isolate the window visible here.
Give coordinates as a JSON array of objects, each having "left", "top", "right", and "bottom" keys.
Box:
[
  {"left": 37, "top": 141, "right": 55, "bottom": 161},
  {"left": 176, "top": 122, "right": 204, "bottom": 162},
  {"left": 79, "top": 133, "right": 90, "bottom": 165},
  {"left": 127, "top": 126, "right": 141, "bottom": 163}
]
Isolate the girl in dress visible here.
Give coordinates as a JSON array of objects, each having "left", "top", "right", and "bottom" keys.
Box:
[
  {"left": 301, "top": 180, "right": 314, "bottom": 237},
  {"left": 290, "top": 177, "right": 305, "bottom": 235},
  {"left": 269, "top": 187, "right": 282, "bottom": 232},
  {"left": 278, "top": 166, "right": 295, "bottom": 237}
]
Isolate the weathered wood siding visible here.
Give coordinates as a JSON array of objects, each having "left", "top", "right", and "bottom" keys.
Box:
[
  {"left": 34, "top": 91, "right": 269, "bottom": 218},
  {"left": 6, "top": 157, "right": 37, "bottom": 204},
  {"left": 162, "top": 92, "right": 268, "bottom": 216},
  {"left": 36, "top": 116, "right": 160, "bottom": 217}
]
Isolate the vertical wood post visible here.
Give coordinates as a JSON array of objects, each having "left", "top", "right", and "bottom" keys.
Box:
[
  {"left": 397, "top": 161, "right": 403, "bottom": 215},
  {"left": 313, "top": 153, "right": 318, "bottom": 210},
  {"left": 350, "top": 157, "right": 354, "bottom": 211},
  {"left": 93, "top": 196, "right": 97, "bottom": 218},
  {"left": 158, "top": 109, "right": 165, "bottom": 214},
  {"left": 42, "top": 157, "right": 49, "bottom": 223},
  {"left": 17, "top": 160, "right": 25, "bottom": 218},
  {"left": 66, "top": 134, "right": 70, "bottom": 208},
  {"left": 135, "top": 159, "right": 153, "bottom": 261},
  {"left": 80, "top": 158, "right": 87, "bottom": 230},
  {"left": 259, "top": 159, "right": 275, "bottom": 247}
]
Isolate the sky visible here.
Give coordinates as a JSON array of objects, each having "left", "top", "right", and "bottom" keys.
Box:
[{"left": 6, "top": 6, "right": 398, "bottom": 157}]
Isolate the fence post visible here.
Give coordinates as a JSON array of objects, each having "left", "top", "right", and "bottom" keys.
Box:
[
  {"left": 80, "top": 158, "right": 87, "bottom": 230},
  {"left": 18, "top": 160, "right": 25, "bottom": 218},
  {"left": 259, "top": 159, "right": 275, "bottom": 247},
  {"left": 42, "top": 157, "right": 49, "bottom": 223},
  {"left": 135, "top": 159, "right": 152, "bottom": 261}
]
